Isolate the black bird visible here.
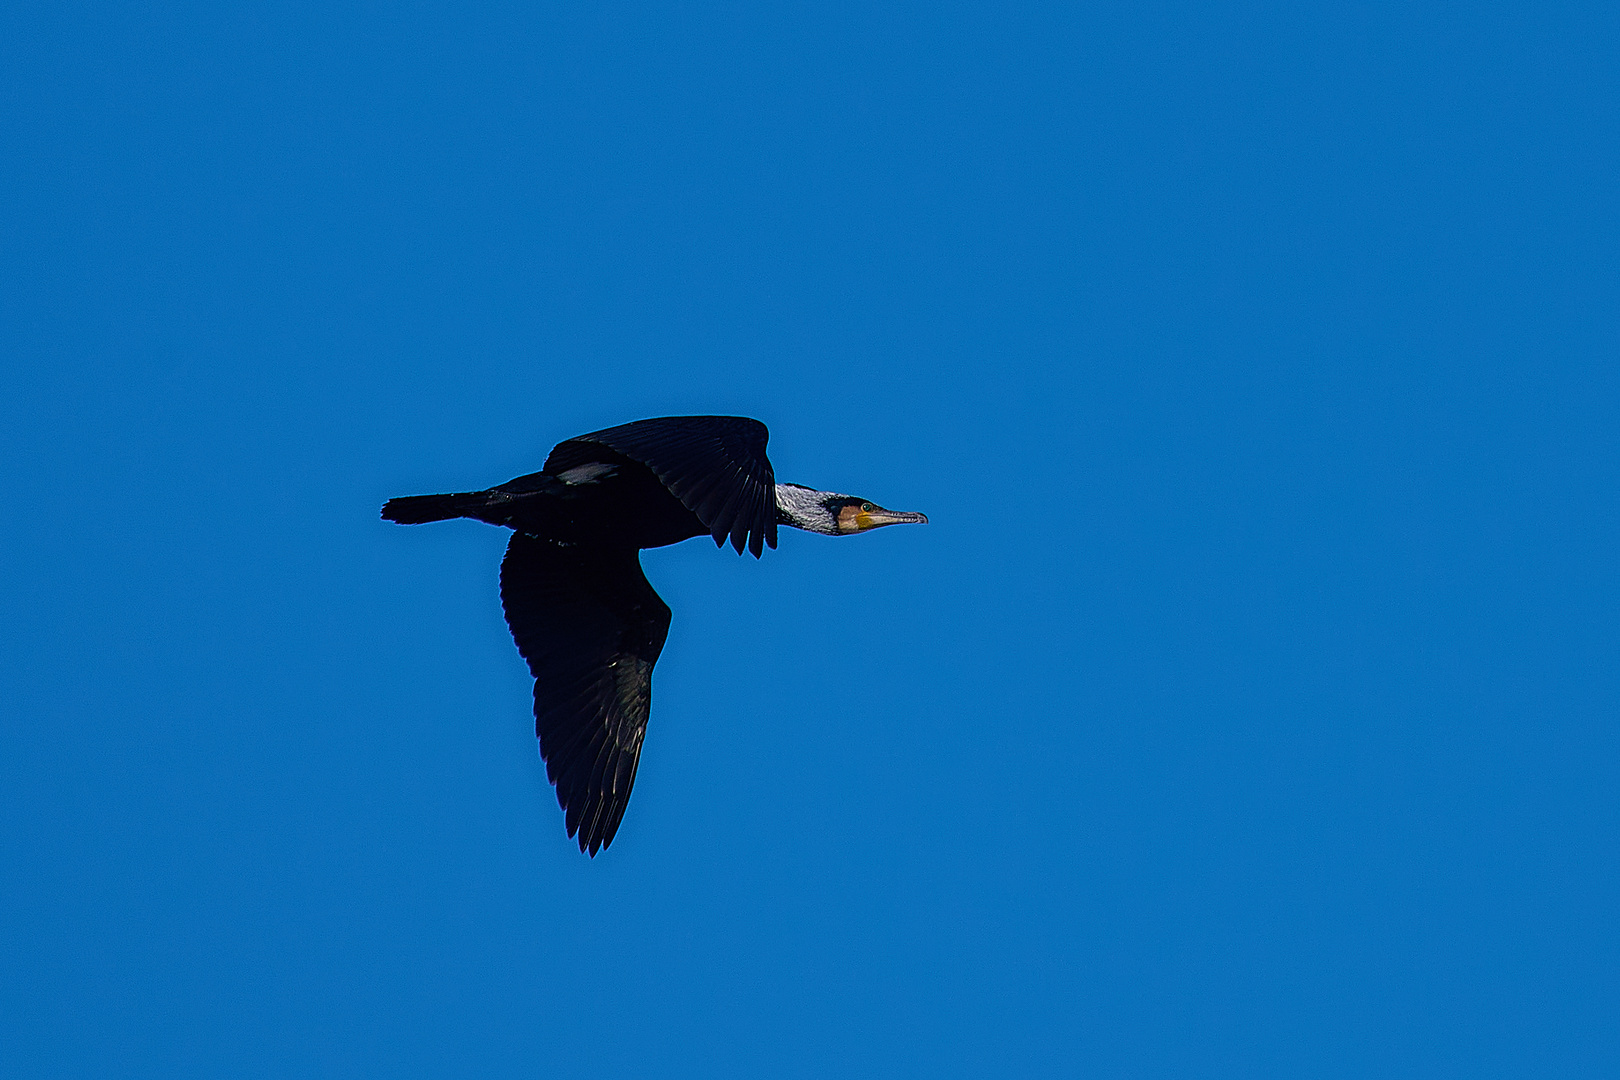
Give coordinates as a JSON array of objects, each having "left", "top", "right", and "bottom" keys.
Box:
[{"left": 383, "top": 415, "right": 927, "bottom": 855}]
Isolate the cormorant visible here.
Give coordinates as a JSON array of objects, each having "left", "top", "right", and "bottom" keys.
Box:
[{"left": 382, "top": 415, "right": 927, "bottom": 855}]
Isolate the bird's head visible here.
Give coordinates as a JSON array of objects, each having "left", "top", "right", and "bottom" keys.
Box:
[
  {"left": 827, "top": 496, "right": 930, "bottom": 535},
  {"left": 775, "top": 483, "right": 929, "bottom": 536}
]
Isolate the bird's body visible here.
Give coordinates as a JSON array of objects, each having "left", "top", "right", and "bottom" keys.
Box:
[{"left": 383, "top": 416, "right": 926, "bottom": 854}]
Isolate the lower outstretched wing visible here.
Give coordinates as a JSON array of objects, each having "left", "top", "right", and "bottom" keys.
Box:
[{"left": 499, "top": 533, "right": 672, "bottom": 855}]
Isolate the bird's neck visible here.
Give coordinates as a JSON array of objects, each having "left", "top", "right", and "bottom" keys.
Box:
[{"left": 774, "top": 483, "right": 840, "bottom": 535}]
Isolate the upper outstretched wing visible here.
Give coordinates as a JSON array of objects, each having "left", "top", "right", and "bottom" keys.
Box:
[
  {"left": 499, "top": 533, "right": 672, "bottom": 855},
  {"left": 544, "top": 415, "right": 778, "bottom": 557}
]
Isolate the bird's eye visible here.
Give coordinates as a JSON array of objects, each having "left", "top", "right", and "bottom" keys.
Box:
[{"left": 861, "top": 502, "right": 873, "bottom": 512}]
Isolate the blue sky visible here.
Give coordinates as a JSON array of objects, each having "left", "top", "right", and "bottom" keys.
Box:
[{"left": 3, "top": 2, "right": 1616, "bottom": 1076}]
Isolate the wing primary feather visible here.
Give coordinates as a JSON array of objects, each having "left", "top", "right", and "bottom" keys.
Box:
[
  {"left": 601, "top": 752, "right": 641, "bottom": 846},
  {"left": 557, "top": 724, "right": 609, "bottom": 817},
  {"left": 577, "top": 723, "right": 620, "bottom": 850},
  {"left": 540, "top": 704, "right": 605, "bottom": 781},
  {"left": 706, "top": 469, "right": 750, "bottom": 548},
  {"left": 675, "top": 468, "right": 726, "bottom": 516},
  {"left": 741, "top": 485, "right": 763, "bottom": 557},
  {"left": 697, "top": 460, "right": 745, "bottom": 531}
]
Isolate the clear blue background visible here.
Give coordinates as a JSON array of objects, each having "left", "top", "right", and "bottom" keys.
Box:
[{"left": 3, "top": 2, "right": 1616, "bottom": 1076}]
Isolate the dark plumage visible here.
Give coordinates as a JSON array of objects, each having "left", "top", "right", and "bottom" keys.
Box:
[{"left": 383, "top": 415, "right": 927, "bottom": 855}]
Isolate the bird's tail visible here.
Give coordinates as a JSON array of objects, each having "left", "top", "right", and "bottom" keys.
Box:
[{"left": 380, "top": 492, "right": 487, "bottom": 525}]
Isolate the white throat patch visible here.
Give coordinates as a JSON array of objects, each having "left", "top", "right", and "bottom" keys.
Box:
[{"left": 774, "top": 483, "right": 847, "bottom": 535}]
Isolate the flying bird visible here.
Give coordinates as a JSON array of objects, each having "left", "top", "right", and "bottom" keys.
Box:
[{"left": 382, "top": 415, "right": 927, "bottom": 855}]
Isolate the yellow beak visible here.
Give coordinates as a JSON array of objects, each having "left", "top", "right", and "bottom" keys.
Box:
[{"left": 856, "top": 507, "right": 929, "bottom": 531}]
